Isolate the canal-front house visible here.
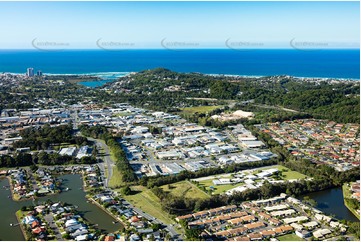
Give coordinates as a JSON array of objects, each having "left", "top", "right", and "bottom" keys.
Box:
[{"left": 23, "top": 215, "right": 38, "bottom": 225}]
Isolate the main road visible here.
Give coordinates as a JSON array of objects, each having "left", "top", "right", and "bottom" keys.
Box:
[{"left": 87, "top": 137, "right": 114, "bottom": 188}]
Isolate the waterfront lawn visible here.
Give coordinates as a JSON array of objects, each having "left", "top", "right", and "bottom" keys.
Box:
[
  {"left": 122, "top": 186, "right": 175, "bottom": 225},
  {"left": 277, "top": 233, "right": 303, "bottom": 241},
  {"left": 181, "top": 105, "right": 222, "bottom": 114},
  {"left": 12, "top": 192, "right": 21, "bottom": 201},
  {"left": 160, "top": 181, "right": 210, "bottom": 199},
  {"left": 16, "top": 210, "right": 26, "bottom": 221}
]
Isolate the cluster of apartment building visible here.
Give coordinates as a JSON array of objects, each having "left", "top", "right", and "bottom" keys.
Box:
[
  {"left": 59, "top": 145, "right": 92, "bottom": 159},
  {"left": 257, "top": 119, "right": 360, "bottom": 171},
  {"left": 176, "top": 193, "right": 347, "bottom": 241}
]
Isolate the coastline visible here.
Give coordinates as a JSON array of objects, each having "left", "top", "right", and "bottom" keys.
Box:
[{"left": 2, "top": 71, "right": 359, "bottom": 82}]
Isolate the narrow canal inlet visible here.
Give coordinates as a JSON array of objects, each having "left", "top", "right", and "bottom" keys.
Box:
[
  {"left": 0, "top": 174, "right": 122, "bottom": 241},
  {"left": 300, "top": 187, "right": 359, "bottom": 222}
]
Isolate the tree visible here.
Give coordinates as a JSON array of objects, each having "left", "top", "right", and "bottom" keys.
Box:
[
  {"left": 122, "top": 185, "right": 132, "bottom": 195},
  {"left": 62, "top": 233, "right": 70, "bottom": 239},
  {"left": 30, "top": 164, "right": 38, "bottom": 172},
  {"left": 151, "top": 223, "right": 162, "bottom": 231}
]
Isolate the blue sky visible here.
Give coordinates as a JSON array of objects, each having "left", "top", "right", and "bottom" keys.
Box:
[{"left": 0, "top": 1, "right": 359, "bottom": 49}]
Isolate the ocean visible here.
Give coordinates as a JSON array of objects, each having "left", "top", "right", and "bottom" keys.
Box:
[{"left": 0, "top": 49, "right": 359, "bottom": 80}]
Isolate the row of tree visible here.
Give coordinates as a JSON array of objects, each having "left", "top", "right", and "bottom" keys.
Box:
[
  {"left": 79, "top": 124, "right": 137, "bottom": 185},
  {"left": 106, "top": 137, "right": 138, "bottom": 184}
]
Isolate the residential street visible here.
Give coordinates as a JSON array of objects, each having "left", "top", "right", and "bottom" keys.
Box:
[{"left": 43, "top": 213, "right": 63, "bottom": 241}]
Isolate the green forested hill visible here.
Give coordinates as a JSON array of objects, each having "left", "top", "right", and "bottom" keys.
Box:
[{"left": 105, "top": 68, "right": 359, "bottom": 123}]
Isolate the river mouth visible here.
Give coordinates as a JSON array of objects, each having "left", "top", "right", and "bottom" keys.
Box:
[{"left": 0, "top": 174, "right": 122, "bottom": 241}]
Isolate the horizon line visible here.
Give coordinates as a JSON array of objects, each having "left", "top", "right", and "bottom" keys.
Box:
[{"left": 0, "top": 48, "right": 360, "bottom": 51}]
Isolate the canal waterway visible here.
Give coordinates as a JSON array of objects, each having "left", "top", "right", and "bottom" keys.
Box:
[{"left": 0, "top": 174, "right": 122, "bottom": 241}]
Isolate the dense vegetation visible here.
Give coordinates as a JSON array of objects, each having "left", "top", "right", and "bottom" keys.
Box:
[
  {"left": 104, "top": 68, "right": 359, "bottom": 123},
  {"left": 0, "top": 150, "right": 97, "bottom": 168},
  {"left": 1, "top": 124, "right": 96, "bottom": 167},
  {"left": 0, "top": 153, "right": 33, "bottom": 167},
  {"left": 344, "top": 197, "right": 360, "bottom": 213},
  {"left": 79, "top": 125, "right": 110, "bottom": 140},
  {"left": 13, "top": 123, "right": 87, "bottom": 150}
]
